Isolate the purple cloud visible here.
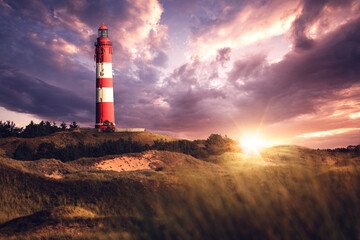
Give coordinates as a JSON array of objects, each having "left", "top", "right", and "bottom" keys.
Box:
[
  {"left": 0, "top": 0, "right": 359, "bottom": 147},
  {"left": 242, "top": 16, "right": 360, "bottom": 122},
  {"left": 0, "top": 0, "right": 167, "bottom": 126},
  {"left": 290, "top": 0, "right": 354, "bottom": 51},
  {"left": 0, "top": 63, "right": 91, "bottom": 121}
]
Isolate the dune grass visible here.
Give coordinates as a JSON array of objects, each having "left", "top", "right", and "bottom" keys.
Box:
[
  {"left": 0, "top": 130, "right": 179, "bottom": 156},
  {"left": 0, "top": 159, "right": 166, "bottom": 225},
  {"left": 132, "top": 157, "right": 360, "bottom": 240},
  {"left": 0, "top": 146, "right": 359, "bottom": 239}
]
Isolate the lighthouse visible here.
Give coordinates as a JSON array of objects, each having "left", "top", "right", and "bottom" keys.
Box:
[{"left": 95, "top": 23, "right": 115, "bottom": 129}]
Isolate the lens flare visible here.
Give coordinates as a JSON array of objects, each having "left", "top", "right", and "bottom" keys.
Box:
[
  {"left": 239, "top": 134, "right": 266, "bottom": 158},
  {"left": 240, "top": 136, "right": 264, "bottom": 153}
]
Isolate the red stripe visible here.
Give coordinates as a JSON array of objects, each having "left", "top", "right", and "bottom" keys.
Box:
[
  {"left": 96, "top": 102, "right": 115, "bottom": 127},
  {"left": 95, "top": 45, "right": 112, "bottom": 63},
  {"left": 95, "top": 40, "right": 114, "bottom": 129},
  {"left": 96, "top": 78, "right": 113, "bottom": 88}
]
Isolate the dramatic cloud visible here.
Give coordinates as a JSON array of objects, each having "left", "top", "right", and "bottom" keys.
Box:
[
  {"left": 0, "top": 63, "right": 90, "bottom": 121},
  {"left": 290, "top": 0, "right": 356, "bottom": 50},
  {"left": 228, "top": 53, "right": 266, "bottom": 83},
  {"left": 0, "top": 0, "right": 359, "bottom": 147},
  {"left": 188, "top": 0, "right": 301, "bottom": 59},
  {"left": 0, "top": 0, "right": 167, "bottom": 126},
  {"left": 241, "top": 15, "right": 360, "bottom": 123}
]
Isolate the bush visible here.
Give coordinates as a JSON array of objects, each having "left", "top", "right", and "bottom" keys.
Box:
[
  {"left": 36, "top": 142, "right": 57, "bottom": 159},
  {"left": 13, "top": 142, "right": 34, "bottom": 160},
  {"left": 206, "top": 134, "right": 237, "bottom": 155}
]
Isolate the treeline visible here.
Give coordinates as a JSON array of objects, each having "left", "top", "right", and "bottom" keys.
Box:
[
  {"left": 0, "top": 120, "right": 79, "bottom": 138},
  {"left": 14, "top": 138, "right": 147, "bottom": 162},
  {"left": 13, "top": 134, "right": 237, "bottom": 162},
  {"left": 153, "top": 134, "right": 237, "bottom": 158},
  {"left": 326, "top": 145, "right": 360, "bottom": 154}
]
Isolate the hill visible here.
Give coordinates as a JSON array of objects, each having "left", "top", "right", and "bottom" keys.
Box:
[
  {"left": 0, "top": 206, "right": 99, "bottom": 238},
  {"left": 0, "top": 129, "right": 178, "bottom": 157},
  {"left": 0, "top": 136, "right": 360, "bottom": 239},
  {"left": 0, "top": 149, "right": 221, "bottom": 228}
]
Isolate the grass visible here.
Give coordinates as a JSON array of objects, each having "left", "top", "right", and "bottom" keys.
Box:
[
  {"left": 0, "top": 160, "right": 166, "bottom": 224},
  {"left": 0, "top": 145, "right": 359, "bottom": 239},
  {"left": 133, "top": 158, "right": 360, "bottom": 239},
  {"left": 0, "top": 130, "right": 179, "bottom": 156}
]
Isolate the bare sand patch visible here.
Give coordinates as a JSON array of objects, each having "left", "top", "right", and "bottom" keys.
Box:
[
  {"left": 44, "top": 171, "right": 63, "bottom": 179},
  {"left": 95, "top": 152, "right": 163, "bottom": 172}
]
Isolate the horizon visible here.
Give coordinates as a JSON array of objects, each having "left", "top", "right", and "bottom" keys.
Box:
[
  {"left": 1, "top": 118, "right": 358, "bottom": 150},
  {"left": 0, "top": 0, "right": 359, "bottom": 149}
]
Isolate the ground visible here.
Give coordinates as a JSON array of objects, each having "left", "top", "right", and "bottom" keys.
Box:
[{"left": 0, "top": 131, "right": 359, "bottom": 239}]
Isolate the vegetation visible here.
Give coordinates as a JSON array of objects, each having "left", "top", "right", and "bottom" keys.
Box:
[
  {"left": 326, "top": 145, "right": 360, "bottom": 154},
  {"left": 0, "top": 158, "right": 163, "bottom": 230},
  {"left": 0, "top": 146, "right": 360, "bottom": 239},
  {"left": 11, "top": 134, "right": 237, "bottom": 162},
  {"left": 69, "top": 121, "right": 79, "bottom": 129},
  {"left": 135, "top": 164, "right": 360, "bottom": 239},
  {"left": 1, "top": 122, "right": 360, "bottom": 239},
  {"left": 0, "top": 120, "right": 79, "bottom": 138},
  {"left": 13, "top": 139, "right": 147, "bottom": 162},
  {"left": 0, "top": 121, "right": 22, "bottom": 138}
]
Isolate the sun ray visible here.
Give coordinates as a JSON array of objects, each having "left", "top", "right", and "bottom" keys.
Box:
[{"left": 239, "top": 132, "right": 265, "bottom": 160}]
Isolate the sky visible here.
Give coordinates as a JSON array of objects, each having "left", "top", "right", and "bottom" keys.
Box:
[{"left": 0, "top": 0, "right": 359, "bottom": 149}]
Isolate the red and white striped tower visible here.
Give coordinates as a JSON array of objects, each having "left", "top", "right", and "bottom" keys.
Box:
[{"left": 95, "top": 23, "right": 115, "bottom": 129}]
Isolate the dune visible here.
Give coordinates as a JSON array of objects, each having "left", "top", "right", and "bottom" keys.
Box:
[{"left": 0, "top": 207, "right": 99, "bottom": 238}]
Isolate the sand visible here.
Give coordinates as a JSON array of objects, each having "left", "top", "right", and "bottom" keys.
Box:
[
  {"left": 44, "top": 171, "right": 63, "bottom": 179},
  {"left": 94, "top": 152, "right": 163, "bottom": 172}
]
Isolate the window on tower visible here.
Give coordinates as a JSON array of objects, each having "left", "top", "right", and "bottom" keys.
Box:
[{"left": 98, "top": 29, "right": 108, "bottom": 38}]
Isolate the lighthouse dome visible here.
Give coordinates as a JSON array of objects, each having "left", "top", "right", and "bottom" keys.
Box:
[
  {"left": 98, "top": 23, "right": 108, "bottom": 38},
  {"left": 99, "top": 23, "right": 108, "bottom": 30}
]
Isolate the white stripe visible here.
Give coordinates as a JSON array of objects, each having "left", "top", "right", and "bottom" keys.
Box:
[
  {"left": 96, "top": 87, "right": 114, "bottom": 102},
  {"left": 96, "top": 63, "right": 112, "bottom": 78}
]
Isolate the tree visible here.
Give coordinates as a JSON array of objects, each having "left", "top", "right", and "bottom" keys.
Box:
[
  {"left": 60, "top": 122, "right": 67, "bottom": 130},
  {"left": 206, "top": 134, "right": 225, "bottom": 146},
  {"left": 205, "top": 134, "right": 237, "bottom": 155},
  {"left": 69, "top": 121, "right": 79, "bottom": 129},
  {"left": 21, "top": 121, "right": 37, "bottom": 138},
  {"left": 0, "top": 120, "right": 22, "bottom": 137},
  {"left": 51, "top": 121, "right": 59, "bottom": 133}
]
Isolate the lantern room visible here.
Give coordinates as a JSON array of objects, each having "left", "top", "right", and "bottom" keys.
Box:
[{"left": 98, "top": 23, "right": 108, "bottom": 38}]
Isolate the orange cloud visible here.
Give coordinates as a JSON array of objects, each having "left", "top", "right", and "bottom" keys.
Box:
[
  {"left": 296, "top": 128, "right": 360, "bottom": 138},
  {"left": 189, "top": 0, "right": 301, "bottom": 59}
]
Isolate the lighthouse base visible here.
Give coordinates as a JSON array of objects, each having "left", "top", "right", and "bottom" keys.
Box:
[
  {"left": 114, "top": 128, "right": 146, "bottom": 132},
  {"left": 95, "top": 123, "right": 116, "bottom": 129},
  {"left": 96, "top": 128, "right": 146, "bottom": 133}
]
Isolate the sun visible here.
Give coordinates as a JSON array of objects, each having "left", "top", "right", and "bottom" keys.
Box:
[
  {"left": 238, "top": 132, "right": 268, "bottom": 158},
  {"left": 240, "top": 136, "right": 264, "bottom": 153},
  {"left": 237, "top": 127, "right": 285, "bottom": 159}
]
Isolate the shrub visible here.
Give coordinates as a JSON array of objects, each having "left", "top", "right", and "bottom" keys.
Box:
[{"left": 13, "top": 142, "right": 34, "bottom": 160}]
